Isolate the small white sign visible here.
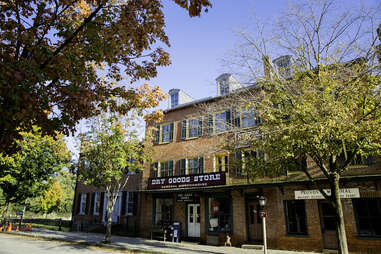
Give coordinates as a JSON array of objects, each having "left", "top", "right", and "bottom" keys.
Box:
[{"left": 295, "top": 188, "right": 360, "bottom": 200}]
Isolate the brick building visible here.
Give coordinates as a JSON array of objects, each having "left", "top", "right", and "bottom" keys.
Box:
[
  {"left": 72, "top": 172, "right": 141, "bottom": 234},
  {"left": 138, "top": 66, "right": 381, "bottom": 253}
]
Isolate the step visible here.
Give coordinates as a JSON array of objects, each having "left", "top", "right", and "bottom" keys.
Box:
[
  {"left": 322, "top": 249, "right": 338, "bottom": 254},
  {"left": 241, "top": 244, "right": 264, "bottom": 250}
]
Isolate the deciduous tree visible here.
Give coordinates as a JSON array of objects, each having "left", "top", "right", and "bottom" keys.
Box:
[
  {"left": 207, "top": 1, "right": 380, "bottom": 253},
  {"left": 0, "top": 0, "right": 211, "bottom": 155},
  {"left": 78, "top": 111, "right": 155, "bottom": 243},
  {"left": 0, "top": 127, "right": 70, "bottom": 224}
]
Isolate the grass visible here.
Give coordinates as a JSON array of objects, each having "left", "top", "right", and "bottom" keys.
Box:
[{"left": 29, "top": 223, "right": 70, "bottom": 232}]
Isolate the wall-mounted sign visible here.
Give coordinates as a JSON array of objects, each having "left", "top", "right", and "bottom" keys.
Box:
[
  {"left": 176, "top": 193, "right": 198, "bottom": 202},
  {"left": 147, "top": 172, "right": 226, "bottom": 190},
  {"left": 295, "top": 188, "right": 360, "bottom": 200}
]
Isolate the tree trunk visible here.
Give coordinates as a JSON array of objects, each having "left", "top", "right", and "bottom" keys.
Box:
[
  {"left": 1, "top": 200, "right": 9, "bottom": 227},
  {"left": 104, "top": 194, "right": 114, "bottom": 243},
  {"left": 331, "top": 174, "right": 349, "bottom": 254}
]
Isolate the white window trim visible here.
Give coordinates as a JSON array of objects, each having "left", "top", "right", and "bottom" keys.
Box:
[
  {"left": 93, "top": 192, "right": 100, "bottom": 215},
  {"left": 125, "top": 192, "right": 134, "bottom": 216},
  {"left": 79, "top": 193, "right": 86, "bottom": 215}
]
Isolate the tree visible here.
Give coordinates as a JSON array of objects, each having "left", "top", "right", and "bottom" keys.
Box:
[
  {"left": 0, "top": 126, "right": 70, "bottom": 224},
  {"left": 0, "top": 0, "right": 211, "bottom": 155},
  {"left": 78, "top": 112, "right": 155, "bottom": 243},
  {"left": 209, "top": 1, "right": 380, "bottom": 253},
  {"left": 39, "top": 180, "right": 63, "bottom": 216}
]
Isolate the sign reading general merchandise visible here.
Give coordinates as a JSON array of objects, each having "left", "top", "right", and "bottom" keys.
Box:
[
  {"left": 295, "top": 188, "right": 360, "bottom": 200},
  {"left": 147, "top": 172, "right": 226, "bottom": 190}
]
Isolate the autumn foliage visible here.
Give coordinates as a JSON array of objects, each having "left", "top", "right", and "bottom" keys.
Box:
[{"left": 0, "top": 0, "right": 211, "bottom": 154}]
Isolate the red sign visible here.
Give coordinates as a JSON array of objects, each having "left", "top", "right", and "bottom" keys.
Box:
[{"left": 147, "top": 172, "right": 226, "bottom": 190}]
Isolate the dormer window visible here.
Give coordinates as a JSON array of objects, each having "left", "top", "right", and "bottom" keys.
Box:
[
  {"left": 220, "top": 82, "right": 229, "bottom": 96},
  {"left": 171, "top": 93, "right": 178, "bottom": 108}
]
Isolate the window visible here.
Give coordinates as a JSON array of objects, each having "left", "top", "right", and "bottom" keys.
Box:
[
  {"left": 152, "top": 162, "right": 159, "bottom": 177},
  {"left": 79, "top": 193, "right": 87, "bottom": 215},
  {"left": 179, "top": 157, "right": 204, "bottom": 175},
  {"left": 93, "top": 192, "right": 101, "bottom": 215},
  {"left": 154, "top": 123, "right": 174, "bottom": 144},
  {"left": 207, "top": 110, "right": 232, "bottom": 135},
  {"left": 171, "top": 93, "right": 178, "bottom": 108},
  {"left": 124, "top": 192, "right": 136, "bottom": 216},
  {"left": 284, "top": 200, "right": 308, "bottom": 235},
  {"left": 215, "top": 154, "right": 228, "bottom": 172},
  {"left": 154, "top": 197, "right": 174, "bottom": 227},
  {"left": 159, "top": 160, "right": 174, "bottom": 177},
  {"left": 234, "top": 150, "right": 266, "bottom": 176},
  {"left": 353, "top": 198, "right": 381, "bottom": 237},
  {"left": 181, "top": 118, "right": 203, "bottom": 139},
  {"left": 207, "top": 196, "right": 232, "bottom": 233},
  {"left": 162, "top": 124, "right": 171, "bottom": 143},
  {"left": 216, "top": 111, "right": 227, "bottom": 133},
  {"left": 220, "top": 82, "right": 229, "bottom": 95},
  {"left": 233, "top": 107, "right": 261, "bottom": 128}
]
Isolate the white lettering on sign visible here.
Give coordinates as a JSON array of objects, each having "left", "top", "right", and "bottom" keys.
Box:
[{"left": 294, "top": 188, "right": 360, "bottom": 200}]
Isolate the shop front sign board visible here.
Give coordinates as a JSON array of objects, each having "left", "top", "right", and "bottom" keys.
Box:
[
  {"left": 176, "top": 193, "right": 198, "bottom": 202},
  {"left": 148, "top": 172, "right": 226, "bottom": 190},
  {"left": 295, "top": 188, "right": 360, "bottom": 200}
]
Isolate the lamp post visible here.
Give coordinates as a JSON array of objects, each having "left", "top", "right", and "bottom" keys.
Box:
[{"left": 259, "top": 195, "right": 267, "bottom": 254}]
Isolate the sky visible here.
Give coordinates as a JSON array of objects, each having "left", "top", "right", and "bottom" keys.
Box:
[{"left": 65, "top": 0, "right": 380, "bottom": 158}]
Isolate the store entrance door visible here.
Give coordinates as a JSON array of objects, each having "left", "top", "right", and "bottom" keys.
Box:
[
  {"left": 319, "top": 201, "right": 339, "bottom": 250},
  {"left": 247, "top": 201, "right": 263, "bottom": 242},
  {"left": 187, "top": 204, "right": 200, "bottom": 237}
]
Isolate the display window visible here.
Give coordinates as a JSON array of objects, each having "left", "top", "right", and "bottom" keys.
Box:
[
  {"left": 154, "top": 197, "right": 174, "bottom": 227},
  {"left": 207, "top": 195, "right": 232, "bottom": 233}
]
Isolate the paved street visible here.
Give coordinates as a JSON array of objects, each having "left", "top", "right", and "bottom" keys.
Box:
[
  {"left": 0, "top": 228, "right": 318, "bottom": 254},
  {"left": 0, "top": 234, "right": 123, "bottom": 254}
]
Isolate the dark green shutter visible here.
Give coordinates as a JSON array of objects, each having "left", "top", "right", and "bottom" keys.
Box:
[
  {"left": 198, "top": 118, "right": 203, "bottom": 136},
  {"left": 85, "top": 193, "right": 90, "bottom": 215},
  {"left": 121, "top": 191, "right": 127, "bottom": 216},
  {"left": 76, "top": 193, "right": 81, "bottom": 215},
  {"left": 199, "top": 157, "right": 204, "bottom": 174},
  {"left": 181, "top": 120, "right": 187, "bottom": 139},
  {"left": 154, "top": 125, "right": 160, "bottom": 144},
  {"left": 99, "top": 192, "right": 105, "bottom": 217},
  {"left": 132, "top": 192, "right": 138, "bottom": 216},
  {"left": 233, "top": 110, "right": 240, "bottom": 127},
  {"left": 226, "top": 109, "right": 231, "bottom": 130},
  {"left": 207, "top": 115, "right": 213, "bottom": 136},
  {"left": 169, "top": 160, "right": 174, "bottom": 176},
  {"left": 153, "top": 162, "right": 158, "bottom": 177},
  {"left": 91, "top": 193, "right": 96, "bottom": 215},
  {"left": 169, "top": 122, "right": 174, "bottom": 142},
  {"left": 180, "top": 159, "right": 186, "bottom": 175}
]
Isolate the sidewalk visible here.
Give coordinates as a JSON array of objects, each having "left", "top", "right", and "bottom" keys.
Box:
[{"left": 1, "top": 228, "right": 318, "bottom": 254}]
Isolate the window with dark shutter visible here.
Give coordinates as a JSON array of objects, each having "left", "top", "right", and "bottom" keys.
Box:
[
  {"left": 225, "top": 109, "right": 231, "bottom": 130},
  {"left": 199, "top": 157, "right": 204, "bottom": 173},
  {"left": 169, "top": 122, "right": 174, "bottom": 142},
  {"left": 85, "top": 193, "right": 90, "bottom": 215},
  {"left": 132, "top": 192, "right": 138, "bottom": 216},
  {"left": 121, "top": 191, "right": 127, "bottom": 216},
  {"left": 233, "top": 110, "right": 240, "bottom": 127},
  {"left": 181, "top": 120, "right": 187, "bottom": 139},
  {"left": 91, "top": 193, "right": 96, "bottom": 215},
  {"left": 198, "top": 118, "right": 203, "bottom": 136},
  {"left": 180, "top": 159, "right": 186, "bottom": 175},
  {"left": 76, "top": 193, "right": 81, "bottom": 215},
  {"left": 169, "top": 160, "right": 174, "bottom": 176},
  {"left": 207, "top": 115, "right": 213, "bottom": 135},
  {"left": 154, "top": 125, "right": 160, "bottom": 144},
  {"left": 100, "top": 192, "right": 105, "bottom": 217}
]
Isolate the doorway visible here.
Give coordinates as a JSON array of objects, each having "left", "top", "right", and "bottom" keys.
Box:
[
  {"left": 247, "top": 200, "right": 263, "bottom": 242},
  {"left": 187, "top": 204, "right": 200, "bottom": 237},
  {"left": 319, "top": 201, "right": 339, "bottom": 250}
]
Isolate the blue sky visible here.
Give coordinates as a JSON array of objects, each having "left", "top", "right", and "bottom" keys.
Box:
[
  {"left": 66, "top": 0, "right": 380, "bottom": 158},
  {"left": 148, "top": 0, "right": 379, "bottom": 109}
]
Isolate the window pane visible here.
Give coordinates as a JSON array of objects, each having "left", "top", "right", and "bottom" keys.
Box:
[
  {"left": 353, "top": 198, "right": 381, "bottom": 237},
  {"left": 285, "top": 200, "right": 307, "bottom": 235},
  {"left": 208, "top": 197, "right": 231, "bottom": 233},
  {"left": 189, "top": 119, "right": 199, "bottom": 138},
  {"left": 155, "top": 198, "right": 173, "bottom": 226},
  {"left": 216, "top": 112, "right": 227, "bottom": 133},
  {"left": 162, "top": 124, "right": 170, "bottom": 142}
]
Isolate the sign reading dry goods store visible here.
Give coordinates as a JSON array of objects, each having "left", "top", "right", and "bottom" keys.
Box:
[
  {"left": 148, "top": 172, "right": 226, "bottom": 190},
  {"left": 295, "top": 188, "right": 360, "bottom": 199}
]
